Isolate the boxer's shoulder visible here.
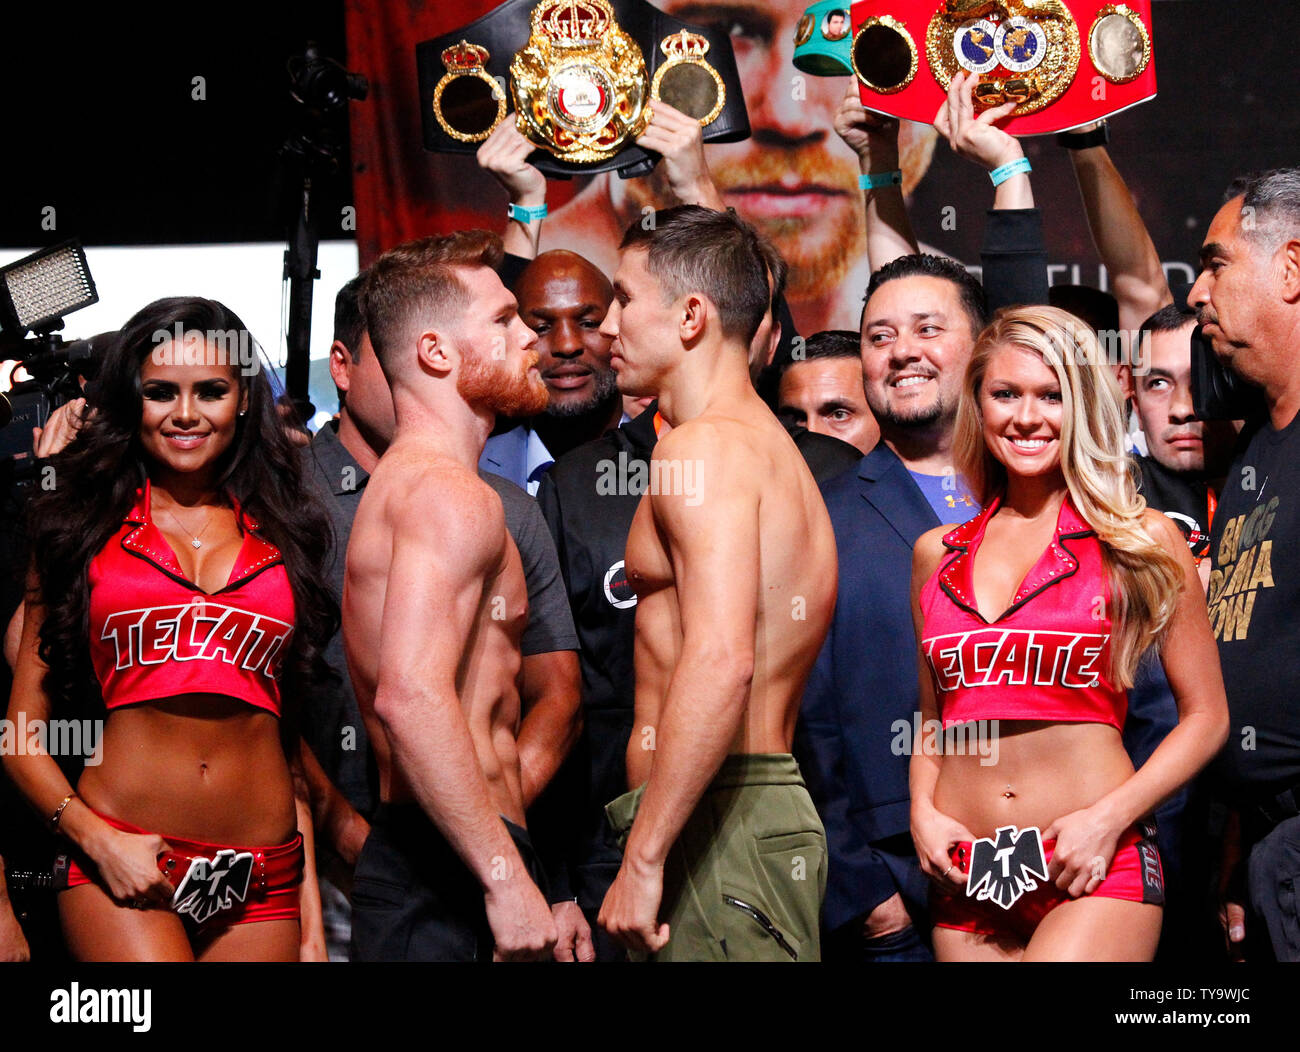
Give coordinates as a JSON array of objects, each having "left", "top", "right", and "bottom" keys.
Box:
[
  {"left": 372, "top": 447, "right": 507, "bottom": 542},
  {"left": 651, "top": 411, "right": 753, "bottom": 459}
]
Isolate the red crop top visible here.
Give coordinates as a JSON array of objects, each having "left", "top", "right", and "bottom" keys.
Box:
[
  {"left": 87, "top": 481, "right": 295, "bottom": 716},
  {"left": 918, "top": 493, "right": 1126, "bottom": 731}
]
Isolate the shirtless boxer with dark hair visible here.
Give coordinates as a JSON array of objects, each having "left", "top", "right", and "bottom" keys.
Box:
[
  {"left": 597, "top": 206, "right": 837, "bottom": 961},
  {"left": 344, "top": 230, "right": 557, "bottom": 961}
]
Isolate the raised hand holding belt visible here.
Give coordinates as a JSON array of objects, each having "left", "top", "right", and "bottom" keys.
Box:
[
  {"left": 843, "top": 0, "right": 1157, "bottom": 136},
  {"left": 417, "top": 0, "right": 751, "bottom": 178}
]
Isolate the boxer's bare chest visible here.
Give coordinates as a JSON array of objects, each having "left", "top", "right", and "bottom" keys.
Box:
[{"left": 624, "top": 494, "right": 673, "bottom": 603}]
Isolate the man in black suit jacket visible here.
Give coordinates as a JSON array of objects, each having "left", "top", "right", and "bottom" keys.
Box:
[
  {"left": 797, "top": 254, "right": 994, "bottom": 962},
  {"left": 795, "top": 71, "right": 1059, "bottom": 958}
]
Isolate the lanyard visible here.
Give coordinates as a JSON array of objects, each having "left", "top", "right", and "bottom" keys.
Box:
[{"left": 1195, "top": 487, "right": 1219, "bottom": 567}]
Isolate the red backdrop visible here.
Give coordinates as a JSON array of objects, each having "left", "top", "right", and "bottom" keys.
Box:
[{"left": 346, "top": 0, "right": 1299, "bottom": 328}]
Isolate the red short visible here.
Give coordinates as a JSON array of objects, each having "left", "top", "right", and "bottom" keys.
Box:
[
  {"left": 57, "top": 810, "right": 302, "bottom": 932},
  {"left": 930, "top": 822, "right": 1164, "bottom": 941}
]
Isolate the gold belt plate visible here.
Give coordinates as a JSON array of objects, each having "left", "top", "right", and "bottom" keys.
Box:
[
  {"left": 926, "top": 0, "right": 1080, "bottom": 116},
  {"left": 511, "top": 0, "right": 650, "bottom": 164}
]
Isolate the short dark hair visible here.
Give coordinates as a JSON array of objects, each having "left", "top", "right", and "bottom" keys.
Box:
[
  {"left": 360, "top": 230, "right": 504, "bottom": 377},
  {"left": 620, "top": 205, "right": 773, "bottom": 345},
  {"left": 1221, "top": 172, "right": 1258, "bottom": 206},
  {"left": 334, "top": 272, "right": 367, "bottom": 362},
  {"left": 1133, "top": 302, "right": 1197, "bottom": 361},
  {"left": 757, "top": 235, "right": 788, "bottom": 317},
  {"left": 863, "top": 253, "right": 987, "bottom": 338},
  {"left": 1142, "top": 302, "right": 1197, "bottom": 334},
  {"left": 778, "top": 329, "right": 859, "bottom": 379}
]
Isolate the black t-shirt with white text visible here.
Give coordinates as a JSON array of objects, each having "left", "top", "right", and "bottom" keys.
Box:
[{"left": 1208, "top": 411, "right": 1300, "bottom": 800}]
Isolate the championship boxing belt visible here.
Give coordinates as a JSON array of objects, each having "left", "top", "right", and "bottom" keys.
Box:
[
  {"left": 417, "top": 0, "right": 751, "bottom": 178},
  {"left": 793, "top": 1, "right": 856, "bottom": 76},
  {"left": 842, "top": 0, "right": 1154, "bottom": 135}
]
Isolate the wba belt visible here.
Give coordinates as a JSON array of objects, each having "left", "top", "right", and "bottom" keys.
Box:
[{"left": 417, "top": 0, "right": 751, "bottom": 178}]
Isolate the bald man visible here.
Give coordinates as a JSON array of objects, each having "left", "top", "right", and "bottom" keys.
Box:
[{"left": 481, "top": 251, "right": 620, "bottom": 491}]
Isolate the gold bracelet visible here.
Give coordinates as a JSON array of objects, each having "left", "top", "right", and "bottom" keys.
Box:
[{"left": 49, "top": 791, "right": 77, "bottom": 831}]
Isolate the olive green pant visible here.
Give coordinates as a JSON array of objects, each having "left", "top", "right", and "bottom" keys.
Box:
[{"left": 606, "top": 754, "right": 827, "bottom": 962}]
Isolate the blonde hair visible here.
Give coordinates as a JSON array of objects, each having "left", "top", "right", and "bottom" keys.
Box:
[{"left": 952, "top": 305, "right": 1183, "bottom": 687}]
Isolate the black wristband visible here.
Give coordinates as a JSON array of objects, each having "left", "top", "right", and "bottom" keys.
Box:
[{"left": 1056, "top": 121, "right": 1110, "bottom": 150}]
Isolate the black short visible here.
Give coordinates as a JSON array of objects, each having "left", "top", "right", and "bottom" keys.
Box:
[
  {"left": 1247, "top": 814, "right": 1300, "bottom": 962},
  {"left": 350, "top": 803, "right": 548, "bottom": 962}
]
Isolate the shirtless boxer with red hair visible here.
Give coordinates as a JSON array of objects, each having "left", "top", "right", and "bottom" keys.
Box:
[{"left": 343, "top": 230, "right": 557, "bottom": 961}]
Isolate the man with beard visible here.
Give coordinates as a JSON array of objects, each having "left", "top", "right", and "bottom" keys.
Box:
[
  {"left": 343, "top": 231, "right": 557, "bottom": 961},
  {"left": 480, "top": 251, "right": 621, "bottom": 491},
  {"left": 304, "top": 272, "right": 591, "bottom": 960},
  {"left": 796, "top": 253, "right": 990, "bottom": 964},
  {"left": 541, "top": 0, "right": 937, "bottom": 334}
]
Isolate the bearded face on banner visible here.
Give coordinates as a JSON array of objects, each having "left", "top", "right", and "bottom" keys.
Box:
[{"left": 541, "top": 0, "right": 938, "bottom": 334}]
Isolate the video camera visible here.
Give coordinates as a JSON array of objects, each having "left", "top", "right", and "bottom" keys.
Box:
[{"left": 0, "top": 240, "right": 102, "bottom": 466}]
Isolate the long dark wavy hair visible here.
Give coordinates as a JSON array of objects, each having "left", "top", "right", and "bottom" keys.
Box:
[{"left": 26, "top": 297, "right": 338, "bottom": 737}]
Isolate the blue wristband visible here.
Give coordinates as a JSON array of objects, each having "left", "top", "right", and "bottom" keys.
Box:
[
  {"left": 989, "top": 157, "right": 1032, "bottom": 187},
  {"left": 507, "top": 202, "right": 548, "bottom": 223},
  {"left": 858, "top": 170, "right": 903, "bottom": 190}
]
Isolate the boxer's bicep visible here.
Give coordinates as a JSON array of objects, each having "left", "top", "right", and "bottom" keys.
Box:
[{"left": 654, "top": 431, "right": 759, "bottom": 675}]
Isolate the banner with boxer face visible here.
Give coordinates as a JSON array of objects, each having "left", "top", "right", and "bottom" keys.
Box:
[{"left": 346, "top": 0, "right": 1294, "bottom": 341}]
